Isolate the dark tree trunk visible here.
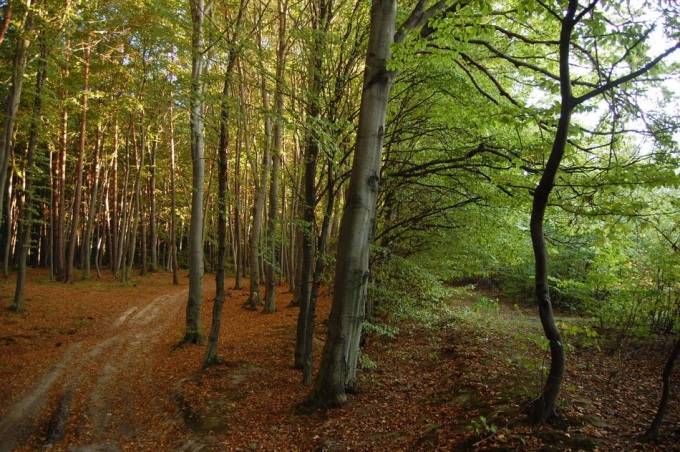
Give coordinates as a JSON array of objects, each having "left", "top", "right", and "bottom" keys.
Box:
[
  {"left": 644, "top": 338, "right": 680, "bottom": 441},
  {"left": 13, "top": 34, "right": 47, "bottom": 311}
]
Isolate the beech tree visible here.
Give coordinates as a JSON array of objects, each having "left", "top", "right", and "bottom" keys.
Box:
[{"left": 184, "top": 0, "right": 212, "bottom": 344}]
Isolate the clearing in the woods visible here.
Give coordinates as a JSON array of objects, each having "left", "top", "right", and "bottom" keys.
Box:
[{"left": 0, "top": 269, "right": 677, "bottom": 451}]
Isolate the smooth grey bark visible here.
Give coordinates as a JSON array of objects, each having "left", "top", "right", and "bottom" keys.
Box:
[
  {"left": 13, "top": 33, "right": 46, "bottom": 311},
  {"left": 264, "top": 0, "right": 286, "bottom": 315},
  {"left": 300, "top": 0, "right": 397, "bottom": 409},
  {"left": 185, "top": 0, "right": 211, "bottom": 344}
]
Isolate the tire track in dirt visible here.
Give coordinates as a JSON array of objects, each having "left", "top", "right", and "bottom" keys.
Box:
[{"left": 0, "top": 288, "right": 188, "bottom": 452}]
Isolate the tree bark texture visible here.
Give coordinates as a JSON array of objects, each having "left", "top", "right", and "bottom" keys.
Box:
[
  {"left": 185, "top": 0, "right": 211, "bottom": 344},
  {"left": 301, "top": 0, "right": 397, "bottom": 409}
]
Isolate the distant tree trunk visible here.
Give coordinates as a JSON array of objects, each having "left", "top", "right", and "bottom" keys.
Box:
[
  {"left": 233, "top": 133, "right": 243, "bottom": 290},
  {"left": 242, "top": 59, "right": 271, "bottom": 310},
  {"left": 124, "top": 121, "right": 144, "bottom": 281},
  {"left": 65, "top": 36, "right": 91, "bottom": 284},
  {"left": 184, "top": 0, "right": 211, "bottom": 344},
  {"left": 148, "top": 138, "right": 157, "bottom": 272},
  {"left": 300, "top": 0, "right": 397, "bottom": 410},
  {"left": 264, "top": 2, "right": 286, "bottom": 314},
  {"left": 0, "top": 0, "right": 34, "bottom": 250},
  {"left": 110, "top": 117, "right": 119, "bottom": 276},
  {"left": 169, "top": 98, "right": 179, "bottom": 285},
  {"left": 13, "top": 34, "right": 47, "bottom": 311},
  {"left": 82, "top": 122, "right": 102, "bottom": 280}
]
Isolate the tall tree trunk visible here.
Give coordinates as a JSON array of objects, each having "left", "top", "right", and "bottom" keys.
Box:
[
  {"left": 295, "top": 0, "right": 330, "bottom": 370},
  {"left": 233, "top": 129, "right": 243, "bottom": 290},
  {"left": 148, "top": 138, "right": 157, "bottom": 272},
  {"left": 300, "top": 0, "right": 397, "bottom": 410},
  {"left": 82, "top": 122, "right": 102, "bottom": 280},
  {"left": 169, "top": 98, "right": 179, "bottom": 285},
  {"left": 242, "top": 60, "right": 271, "bottom": 310},
  {"left": 65, "top": 36, "right": 91, "bottom": 283},
  {"left": 110, "top": 117, "right": 119, "bottom": 275},
  {"left": 184, "top": 0, "right": 211, "bottom": 344},
  {"left": 130, "top": 121, "right": 146, "bottom": 278},
  {"left": 0, "top": 0, "right": 34, "bottom": 249},
  {"left": 264, "top": 3, "right": 286, "bottom": 314},
  {"left": 204, "top": 52, "right": 238, "bottom": 368}
]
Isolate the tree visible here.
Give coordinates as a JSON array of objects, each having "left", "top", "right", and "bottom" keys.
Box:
[
  {"left": 299, "top": 0, "right": 459, "bottom": 410},
  {"left": 184, "top": 0, "right": 212, "bottom": 344},
  {"left": 299, "top": 0, "right": 397, "bottom": 409},
  {"left": 0, "top": 0, "right": 35, "bottom": 253}
]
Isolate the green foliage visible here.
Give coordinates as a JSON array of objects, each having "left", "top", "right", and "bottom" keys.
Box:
[
  {"left": 363, "top": 321, "right": 400, "bottom": 338},
  {"left": 467, "top": 415, "right": 497, "bottom": 435},
  {"left": 369, "top": 251, "right": 454, "bottom": 323},
  {"left": 471, "top": 296, "right": 500, "bottom": 314}
]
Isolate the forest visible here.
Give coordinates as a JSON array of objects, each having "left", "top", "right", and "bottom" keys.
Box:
[{"left": 1, "top": 0, "right": 680, "bottom": 449}]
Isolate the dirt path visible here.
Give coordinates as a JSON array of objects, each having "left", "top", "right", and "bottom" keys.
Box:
[{"left": 0, "top": 287, "right": 188, "bottom": 452}]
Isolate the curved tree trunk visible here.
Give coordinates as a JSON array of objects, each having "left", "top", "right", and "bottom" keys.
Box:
[{"left": 644, "top": 338, "right": 680, "bottom": 440}]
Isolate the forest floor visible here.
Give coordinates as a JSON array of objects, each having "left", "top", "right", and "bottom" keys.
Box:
[{"left": 0, "top": 269, "right": 678, "bottom": 451}]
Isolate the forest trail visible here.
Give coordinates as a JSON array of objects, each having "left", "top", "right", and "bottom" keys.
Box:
[
  {"left": 0, "top": 282, "right": 189, "bottom": 451},
  {"left": 0, "top": 271, "right": 678, "bottom": 451}
]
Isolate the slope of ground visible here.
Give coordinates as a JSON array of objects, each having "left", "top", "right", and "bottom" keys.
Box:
[{"left": 0, "top": 269, "right": 677, "bottom": 450}]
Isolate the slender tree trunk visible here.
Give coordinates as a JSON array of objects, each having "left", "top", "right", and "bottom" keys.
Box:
[
  {"left": 264, "top": 5, "right": 286, "bottom": 313},
  {"left": 303, "top": 162, "right": 336, "bottom": 385},
  {"left": 300, "top": 0, "right": 397, "bottom": 410},
  {"left": 65, "top": 37, "right": 91, "bottom": 284},
  {"left": 110, "top": 117, "right": 119, "bottom": 275},
  {"left": 184, "top": 0, "right": 211, "bottom": 344},
  {"left": 0, "top": 0, "right": 34, "bottom": 247},
  {"left": 169, "top": 98, "right": 179, "bottom": 285},
  {"left": 295, "top": 0, "right": 330, "bottom": 369},
  {"left": 233, "top": 128, "right": 243, "bottom": 290},
  {"left": 148, "top": 138, "right": 157, "bottom": 272},
  {"left": 124, "top": 121, "right": 144, "bottom": 280},
  {"left": 204, "top": 53, "right": 238, "bottom": 368},
  {"left": 645, "top": 338, "right": 680, "bottom": 441},
  {"left": 528, "top": 2, "right": 577, "bottom": 423},
  {"left": 82, "top": 122, "right": 102, "bottom": 280},
  {"left": 242, "top": 60, "right": 271, "bottom": 310}
]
